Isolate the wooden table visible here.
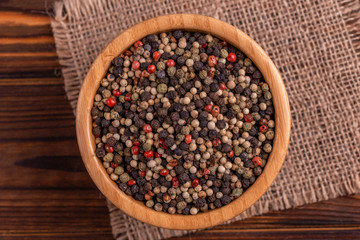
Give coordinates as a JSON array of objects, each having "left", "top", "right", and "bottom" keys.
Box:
[{"left": 0, "top": 1, "right": 359, "bottom": 239}]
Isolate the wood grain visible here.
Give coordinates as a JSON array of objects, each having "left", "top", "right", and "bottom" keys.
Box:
[
  {"left": 0, "top": 0, "right": 358, "bottom": 239},
  {"left": 77, "top": 14, "right": 291, "bottom": 230}
]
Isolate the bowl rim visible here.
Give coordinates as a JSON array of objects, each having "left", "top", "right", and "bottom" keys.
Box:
[{"left": 76, "top": 13, "right": 291, "bottom": 230}]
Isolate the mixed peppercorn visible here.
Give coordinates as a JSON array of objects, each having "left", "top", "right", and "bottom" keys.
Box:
[{"left": 91, "top": 30, "right": 275, "bottom": 215}]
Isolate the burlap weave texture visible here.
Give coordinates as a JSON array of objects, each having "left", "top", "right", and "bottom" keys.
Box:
[{"left": 51, "top": 0, "right": 360, "bottom": 239}]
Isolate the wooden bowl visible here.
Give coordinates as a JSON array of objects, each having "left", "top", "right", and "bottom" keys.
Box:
[{"left": 76, "top": 14, "right": 291, "bottom": 230}]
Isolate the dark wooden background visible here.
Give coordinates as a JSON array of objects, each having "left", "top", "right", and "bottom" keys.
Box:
[{"left": 0, "top": 1, "right": 359, "bottom": 239}]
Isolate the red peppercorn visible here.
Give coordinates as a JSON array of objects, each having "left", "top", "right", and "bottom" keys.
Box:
[
  {"left": 244, "top": 113, "right": 253, "bottom": 122},
  {"left": 148, "top": 191, "right": 155, "bottom": 197},
  {"left": 138, "top": 170, "right": 145, "bottom": 177},
  {"left": 166, "top": 59, "right": 175, "bottom": 67},
  {"left": 144, "top": 150, "right": 153, "bottom": 159},
  {"left": 106, "top": 97, "right": 116, "bottom": 107},
  {"left": 132, "top": 61, "right": 140, "bottom": 70},
  {"left": 104, "top": 144, "right": 114, "bottom": 153},
  {"left": 227, "top": 52, "right": 237, "bottom": 63},
  {"left": 169, "top": 159, "right": 178, "bottom": 167},
  {"left": 219, "top": 82, "right": 226, "bottom": 90},
  {"left": 204, "top": 104, "right": 213, "bottom": 112},
  {"left": 124, "top": 93, "right": 132, "bottom": 101},
  {"left": 112, "top": 89, "right": 121, "bottom": 97},
  {"left": 227, "top": 150, "right": 234, "bottom": 158},
  {"left": 220, "top": 41, "right": 228, "bottom": 47},
  {"left": 172, "top": 177, "right": 179, "bottom": 187},
  {"left": 208, "top": 55, "right": 217, "bottom": 67},
  {"left": 143, "top": 124, "right": 152, "bottom": 133},
  {"left": 211, "top": 105, "right": 220, "bottom": 117},
  {"left": 124, "top": 50, "right": 132, "bottom": 56},
  {"left": 133, "top": 141, "right": 140, "bottom": 146},
  {"left": 131, "top": 146, "right": 139, "bottom": 155},
  {"left": 134, "top": 40, "right": 143, "bottom": 48},
  {"left": 259, "top": 119, "right": 268, "bottom": 125},
  {"left": 252, "top": 156, "right": 263, "bottom": 166},
  {"left": 153, "top": 51, "right": 161, "bottom": 60},
  {"left": 184, "top": 134, "right": 192, "bottom": 144},
  {"left": 159, "top": 139, "right": 167, "bottom": 149},
  {"left": 111, "top": 162, "right": 118, "bottom": 168},
  {"left": 147, "top": 64, "right": 156, "bottom": 73},
  {"left": 202, "top": 168, "right": 210, "bottom": 175},
  {"left": 127, "top": 179, "right": 136, "bottom": 186},
  {"left": 208, "top": 70, "right": 215, "bottom": 78},
  {"left": 202, "top": 43, "right": 207, "bottom": 48},
  {"left": 144, "top": 193, "right": 152, "bottom": 200},
  {"left": 140, "top": 70, "right": 149, "bottom": 78},
  {"left": 212, "top": 138, "right": 221, "bottom": 147},
  {"left": 192, "top": 179, "right": 199, "bottom": 188},
  {"left": 259, "top": 125, "right": 268, "bottom": 133},
  {"left": 155, "top": 152, "right": 161, "bottom": 158},
  {"left": 160, "top": 168, "right": 169, "bottom": 176}
]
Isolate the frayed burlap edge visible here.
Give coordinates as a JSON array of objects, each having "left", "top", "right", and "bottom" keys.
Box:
[{"left": 50, "top": 0, "right": 360, "bottom": 239}]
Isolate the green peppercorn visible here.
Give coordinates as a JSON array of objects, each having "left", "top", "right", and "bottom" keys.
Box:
[
  {"left": 119, "top": 95, "right": 125, "bottom": 103},
  {"left": 111, "top": 111, "right": 120, "bottom": 119},
  {"left": 167, "top": 66, "right": 176, "bottom": 77},
  {"left": 157, "top": 83, "right": 168, "bottom": 94},
  {"left": 244, "top": 58, "right": 252, "bottom": 66},
  {"left": 175, "top": 69, "right": 184, "bottom": 79},
  {"left": 220, "top": 49, "right": 228, "bottom": 58},
  {"left": 179, "top": 78, "right": 185, "bottom": 85},
  {"left": 181, "top": 126, "right": 190, "bottom": 135},
  {"left": 176, "top": 133, "right": 185, "bottom": 142},
  {"left": 243, "top": 122, "right": 252, "bottom": 131},
  {"left": 175, "top": 47, "right": 185, "bottom": 55},
  {"left": 142, "top": 142, "right": 152, "bottom": 151},
  {"left": 149, "top": 73, "right": 156, "bottom": 81},
  {"left": 103, "top": 153, "right": 114, "bottom": 162},
  {"left": 232, "top": 105, "right": 241, "bottom": 113},
  {"left": 146, "top": 200, "right": 154, "bottom": 208},
  {"left": 262, "top": 83, "right": 270, "bottom": 91},
  {"left": 157, "top": 61, "right": 166, "bottom": 71},
  {"left": 246, "top": 147, "right": 252, "bottom": 154},
  {"left": 114, "top": 166, "right": 124, "bottom": 175},
  {"left": 263, "top": 143, "right": 272, "bottom": 153},
  {"left": 252, "top": 112, "right": 261, "bottom": 121},
  {"left": 234, "top": 146, "right": 243, "bottom": 156},
  {"left": 190, "top": 47, "right": 199, "bottom": 55},
  {"left": 243, "top": 168, "right": 253, "bottom": 179},
  {"left": 119, "top": 173, "right": 130, "bottom": 183},
  {"left": 266, "top": 130, "right": 275, "bottom": 140},
  {"left": 204, "top": 77, "right": 213, "bottom": 85},
  {"left": 256, "top": 87, "right": 262, "bottom": 95},
  {"left": 232, "top": 188, "right": 243, "bottom": 198},
  {"left": 199, "top": 70, "right": 207, "bottom": 79},
  {"left": 191, "top": 54, "right": 200, "bottom": 62},
  {"left": 132, "top": 92, "right": 139, "bottom": 101},
  {"left": 264, "top": 91, "right": 272, "bottom": 100},
  {"left": 183, "top": 50, "right": 192, "bottom": 58}
]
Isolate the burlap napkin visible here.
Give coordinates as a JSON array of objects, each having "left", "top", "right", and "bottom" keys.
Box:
[{"left": 51, "top": 0, "right": 360, "bottom": 239}]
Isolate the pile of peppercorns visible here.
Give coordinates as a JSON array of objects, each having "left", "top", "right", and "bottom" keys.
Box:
[{"left": 91, "top": 30, "right": 275, "bottom": 215}]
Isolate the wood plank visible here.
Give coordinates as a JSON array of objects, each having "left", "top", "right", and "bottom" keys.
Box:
[
  {"left": 0, "top": 12, "right": 50, "bottom": 26},
  {"left": 0, "top": 0, "right": 56, "bottom": 12},
  {"left": 0, "top": 36, "right": 54, "bottom": 44},
  {"left": 0, "top": 0, "right": 359, "bottom": 239}
]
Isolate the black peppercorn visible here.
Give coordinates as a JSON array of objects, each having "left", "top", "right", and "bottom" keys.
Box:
[
  {"left": 216, "top": 120, "right": 226, "bottom": 129},
  {"left": 95, "top": 148, "right": 106, "bottom": 158}
]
